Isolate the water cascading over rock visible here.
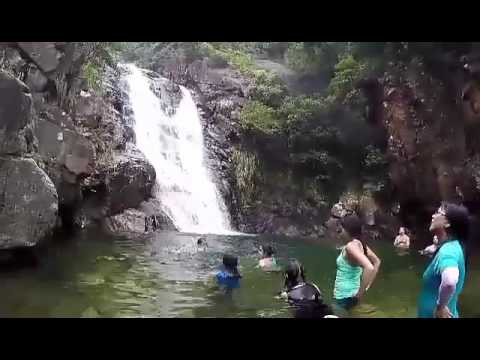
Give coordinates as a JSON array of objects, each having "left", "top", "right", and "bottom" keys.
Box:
[{"left": 122, "top": 64, "right": 232, "bottom": 234}]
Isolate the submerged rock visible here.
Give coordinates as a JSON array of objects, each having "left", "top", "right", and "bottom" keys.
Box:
[{"left": 104, "top": 198, "right": 177, "bottom": 235}]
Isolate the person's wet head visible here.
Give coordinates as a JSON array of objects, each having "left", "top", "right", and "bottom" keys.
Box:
[
  {"left": 430, "top": 203, "right": 469, "bottom": 243},
  {"left": 216, "top": 254, "right": 242, "bottom": 291},
  {"left": 340, "top": 214, "right": 367, "bottom": 255},
  {"left": 222, "top": 254, "right": 240, "bottom": 277},
  {"left": 260, "top": 245, "right": 274, "bottom": 258},
  {"left": 284, "top": 259, "right": 306, "bottom": 291},
  {"left": 399, "top": 227, "right": 406, "bottom": 235},
  {"left": 341, "top": 214, "right": 362, "bottom": 237},
  {"left": 282, "top": 259, "right": 333, "bottom": 318}
]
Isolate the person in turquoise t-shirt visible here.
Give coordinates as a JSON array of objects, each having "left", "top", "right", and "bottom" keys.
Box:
[
  {"left": 418, "top": 203, "right": 469, "bottom": 318},
  {"left": 333, "top": 215, "right": 381, "bottom": 310}
]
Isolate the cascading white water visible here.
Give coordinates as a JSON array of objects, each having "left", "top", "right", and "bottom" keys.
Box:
[{"left": 122, "top": 64, "right": 232, "bottom": 234}]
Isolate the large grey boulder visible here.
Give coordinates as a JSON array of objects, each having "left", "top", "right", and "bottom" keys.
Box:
[
  {"left": 35, "top": 115, "right": 94, "bottom": 183},
  {"left": 104, "top": 208, "right": 147, "bottom": 234},
  {"left": 0, "top": 71, "right": 34, "bottom": 155},
  {"left": 17, "top": 42, "right": 61, "bottom": 74},
  {"left": 34, "top": 115, "right": 95, "bottom": 229},
  {"left": 0, "top": 157, "right": 58, "bottom": 249},
  {"left": 105, "top": 146, "right": 156, "bottom": 215},
  {"left": 104, "top": 198, "right": 177, "bottom": 235},
  {"left": 59, "top": 132, "right": 95, "bottom": 181},
  {"left": 25, "top": 65, "right": 48, "bottom": 93}
]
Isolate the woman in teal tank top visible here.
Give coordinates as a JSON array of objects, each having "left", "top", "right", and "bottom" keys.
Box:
[
  {"left": 418, "top": 203, "right": 469, "bottom": 318},
  {"left": 333, "top": 215, "right": 381, "bottom": 310}
]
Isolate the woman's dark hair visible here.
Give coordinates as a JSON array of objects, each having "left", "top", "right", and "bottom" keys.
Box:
[
  {"left": 437, "top": 203, "right": 470, "bottom": 267},
  {"left": 444, "top": 203, "right": 470, "bottom": 243},
  {"left": 262, "top": 245, "right": 274, "bottom": 257},
  {"left": 223, "top": 254, "right": 240, "bottom": 277},
  {"left": 341, "top": 214, "right": 368, "bottom": 256},
  {"left": 284, "top": 259, "right": 306, "bottom": 290}
]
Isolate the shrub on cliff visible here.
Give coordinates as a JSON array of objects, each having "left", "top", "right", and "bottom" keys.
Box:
[
  {"left": 84, "top": 61, "right": 102, "bottom": 91},
  {"left": 249, "top": 69, "right": 288, "bottom": 107},
  {"left": 232, "top": 149, "right": 263, "bottom": 207},
  {"left": 239, "top": 101, "right": 282, "bottom": 135},
  {"left": 364, "top": 145, "right": 388, "bottom": 170},
  {"left": 327, "top": 54, "right": 369, "bottom": 105},
  {"left": 285, "top": 42, "right": 348, "bottom": 76},
  {"left": 199, "top": 43, "right": 256, "bottom": 75},
  {"left": 289, "top": 150, "right": 341, "bottom": 169},
  {"left": 278, "top": 95, "right": 326, "bottom": 130},
  {"left": 82, "top": 42, "right": 124, "bottom": 91}
]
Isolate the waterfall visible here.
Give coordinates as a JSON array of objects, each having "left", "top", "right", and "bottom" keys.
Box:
[{"left": 122, "top": 64, "right": 232, "bottom": 234}]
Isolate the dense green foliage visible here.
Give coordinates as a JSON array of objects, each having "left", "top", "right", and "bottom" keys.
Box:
[
  {"left": 239, "top": 101, "right": 281, "bottom": 135},
  {"left": 327, "top": 54, "right": 368, "bottom": 104},
  {"left": 111, "top": 42, "right": 385, "bottom": 190},
  {"left": 231, "top": 149, "right": 263, "bottom": 207},
  {"left": 83, "top": 42, "right": 124, "bottom": 91},
  {"left": 106, "top": 42, "right": 480, "bottom": 210},
  {"left": 218, "top": 43, "right": 380, "bottom": 185}
]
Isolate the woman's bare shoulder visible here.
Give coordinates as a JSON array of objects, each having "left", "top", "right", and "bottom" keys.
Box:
[{"left": 345, "top": 240, "right": 363, "bottom": 254}]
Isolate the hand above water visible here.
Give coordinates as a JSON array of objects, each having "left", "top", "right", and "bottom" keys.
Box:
[
  {"left": 355, "top": 286, "right": 369, "bottom": 300},
  {"left": 434, "top": 305, "right": 453, "bottom": 318}
]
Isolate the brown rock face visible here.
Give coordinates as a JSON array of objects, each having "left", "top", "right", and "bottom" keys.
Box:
[
  {"left": 356, "top": 57, "right": 480, "bottom": 246},
  {"left": 380, "top": 61, "right": 467, "bottom": 213}
]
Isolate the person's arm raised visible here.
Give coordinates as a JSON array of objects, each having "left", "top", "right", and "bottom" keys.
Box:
[{"left": 366, "top": 246, "right": 381, "bottom": 271}]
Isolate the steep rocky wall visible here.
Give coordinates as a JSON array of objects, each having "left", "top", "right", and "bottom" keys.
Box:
[
  {"left": 0, "top": 69, "right": 58, "bottom": 249},
  {"left": 157, "top": 50, "right": 480, "bottom": 245},
  {"left": 114, "top": 44, "right": 480, "bottom": 247},
  {"left": 0, "top": 42, "right": 163, "bottom": 248},
  {"left": 357, "top": 56, "right": 480, "bottom": 246}
]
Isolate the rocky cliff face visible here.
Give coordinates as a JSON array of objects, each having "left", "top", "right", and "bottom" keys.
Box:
[
  {"left": 154, "top": 49, "right": 480, "bottom": 246},
  {"left": 156, "top": 58, "right": 331, "bottom": 239},
  {"left": 355, "top": 55, "right": 480, "bottom": 246},
  {"left": 0, "top": 42, "right": 162, "bottom": 248},
  {"left": 0, "top": 69, "right": 58, "bottom": 249}
]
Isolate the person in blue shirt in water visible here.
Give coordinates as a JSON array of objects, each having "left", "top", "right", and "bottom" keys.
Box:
[
  {"left": 418, "top": 203, "right": 469, "bottom": 318},
  {"left": 216, "top": 254, "right": 241, "bottom": 290}
]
